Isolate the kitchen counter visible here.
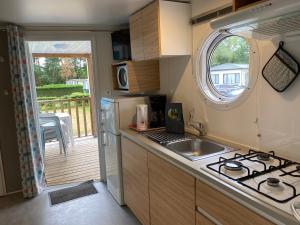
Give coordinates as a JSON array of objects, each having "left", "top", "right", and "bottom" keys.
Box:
[{"left": 120, "top": 128, "right": 299, "bottom": 225}]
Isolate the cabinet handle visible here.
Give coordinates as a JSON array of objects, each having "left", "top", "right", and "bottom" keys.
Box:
[{"left": 196, "top": 206, "right": 221, "bottom": 225}]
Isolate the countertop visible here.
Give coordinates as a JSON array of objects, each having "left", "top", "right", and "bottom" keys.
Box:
[{"left": 120, "top": 128, "right": 299, "bottom": 225}]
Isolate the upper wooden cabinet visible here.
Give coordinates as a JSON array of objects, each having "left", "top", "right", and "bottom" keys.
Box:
[
  {"left": 129, "top": 0, "right": 192, "bottom": 61},
  {"left": 112, "top": 60, "right": 160, "bottom": 93},
  {"left": 233, "top": 0, "right": 267, "bottom": 11}
]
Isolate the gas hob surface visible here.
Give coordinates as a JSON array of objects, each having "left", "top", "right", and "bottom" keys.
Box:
[{"left": 201, "top": 149, "right": 300, "bottom": 217}]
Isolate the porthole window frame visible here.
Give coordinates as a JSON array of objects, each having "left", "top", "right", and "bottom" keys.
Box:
[{"left": 194, "top": 31, "right": 259, "bottom": 110}]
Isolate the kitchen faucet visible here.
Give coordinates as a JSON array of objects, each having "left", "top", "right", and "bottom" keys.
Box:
[
  {"left": 188, "top": 121, "right": 206, "bottom": 137},
  {"left": 188, "top": 110, "right": 206, "bottom": 136}
]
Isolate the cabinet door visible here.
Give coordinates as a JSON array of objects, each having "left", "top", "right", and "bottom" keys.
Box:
[
  {"left": 196, "top": 212, "right": 215, "bottom": 225},
  {"left": 130, "top": 11, "right": 144, "bottom": 61},
  {"left": 149, "top": 152, "right": 195, "bottom": 225},
  {"left": 121, "top": 137, "right": 150, "bottom": 225},
  {"left": 141, "top": 0, "right": 160, "bottom": 60},
  {"left": 196, "top": 180, "right": 274, "bottom": 225}
]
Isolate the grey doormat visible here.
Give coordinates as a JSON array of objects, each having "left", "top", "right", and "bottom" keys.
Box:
[{"left": 49, "top": 180, "right": 98, "bottom": 205}]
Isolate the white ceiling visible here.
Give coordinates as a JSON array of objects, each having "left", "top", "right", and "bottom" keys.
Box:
[{"left": 0, "top": 0, "right": 153, "bottom": 26}]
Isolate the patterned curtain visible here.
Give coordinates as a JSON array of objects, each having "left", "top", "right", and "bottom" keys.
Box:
[{"left": 6, "top": 24, "right": 45, "bottom": 198}]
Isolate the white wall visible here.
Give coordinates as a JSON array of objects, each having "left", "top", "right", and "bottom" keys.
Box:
[{"left": 160, "top": 0, "right": 300, "bottom": 160}]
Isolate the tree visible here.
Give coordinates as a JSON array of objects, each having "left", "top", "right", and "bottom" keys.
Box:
[
  {"left": 210, "top": 36, "right": 249, "bottom": 66},
  {"left": 33, "top": 57, "right": 45, "bottom": 85},
  {"left": 33, "top": 57, "right": 88, "bottom": 86},
  {"left": 61, "top": 58, "right": 75, "bottom": 81},
  {"left": 71, "top": 58, "right": 88, "bottom": 79},
  {"left": 43, "top": 58, "right": 63, "bottom": 84}
]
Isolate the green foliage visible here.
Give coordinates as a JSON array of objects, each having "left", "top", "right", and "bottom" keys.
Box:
[
  {"left": 210, "top": 36, "right": 250, "bottom": 66},
  {"left": 37, "top": 84, "right": 83, "bottom": 90},
  {"left": 36, "top": 84, "right": 84, "bottom": 97},
  {"left": 33, "top": 57, "right": 88, "bottom": 86},
  {"left": 37, "top": 92, "right": 90, "bottom": 110},
  {"left": 44, "top": 58, "right": 64, "bottom": 84},
  {"left": 36, "top": 96, "right": 57, "bottom": 101},
  {"left": 61, "top": 92, "right": 89, "bottom": 99},
  {"left": 71, "top": 58, "right": 88, "bottom": 79}
]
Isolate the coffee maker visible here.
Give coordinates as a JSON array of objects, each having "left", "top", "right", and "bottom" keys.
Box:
[{"left": 149, "top": 95, "right": 166, "bottom": 128}]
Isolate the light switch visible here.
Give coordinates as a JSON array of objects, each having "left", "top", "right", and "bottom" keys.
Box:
[{"left": 0, "top": 56, "right": 4, "bottom": 63}]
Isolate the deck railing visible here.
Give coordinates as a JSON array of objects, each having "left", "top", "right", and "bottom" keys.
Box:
[{"left": 38, "top": 96, "right": 96, "bottom": 137}]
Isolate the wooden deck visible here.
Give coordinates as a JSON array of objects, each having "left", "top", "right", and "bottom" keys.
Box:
[{"left": 44, "top": 137, "right": 100, "bottom": 186}]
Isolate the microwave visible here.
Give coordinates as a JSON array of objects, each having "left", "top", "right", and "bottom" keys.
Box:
[{"left": 116, "top": 64, "right": 129, "bottom": 90}]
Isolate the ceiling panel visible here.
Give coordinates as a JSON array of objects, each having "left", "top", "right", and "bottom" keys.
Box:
[{"left": 0, "top": 0, "right": 153, "bottom": 26}]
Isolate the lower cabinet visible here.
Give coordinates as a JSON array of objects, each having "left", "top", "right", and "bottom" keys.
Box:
[
  {"left": 121, "top": 137, "right": 150, "bottom": 225},
  {"left": 196, "top": 212, "right": 215, "bottom": 225},
  {"left": 148, "top": 152, "right": 195, "bottom": 225},
  {"left": 121, "top": 137, "right": 195, "bottom": 225},
  {"left": 121, "top": 137, "right": 274, "bottom": 225},
  {"left": 196, "top": 180, "right": 274, "bottom": 225}
]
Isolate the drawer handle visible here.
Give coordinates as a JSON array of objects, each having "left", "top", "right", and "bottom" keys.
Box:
[{"left": 196, "top": 206, "right": 221, "bottom": 225}]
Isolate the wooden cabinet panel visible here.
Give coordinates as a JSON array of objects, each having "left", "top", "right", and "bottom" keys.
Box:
[
  {"left": 112, "top": 59, "right": 160, "bottom": 93},
  {"left": 129, "top": 0, "right": 191, "bottom": 61},
  {"left": 121, "top": 137, "right": 150, "bottom": 225},
  {"left": 196, "top": 212, "right": 215, "bottom": 225},
  {"left": 141, "top": 0, "right": 160, "bottom": 60},
  {"left": 196, "top": 180, "right": 274, "bottom": 225},
  {"left": 130, "top": 11, "right": 144, "bottom": 61},
  {"left": 149, "top": 153, "right": 195, "bottom": 225}
]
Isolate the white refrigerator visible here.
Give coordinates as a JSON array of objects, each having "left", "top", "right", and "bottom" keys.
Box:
[{"left": 100, "top": 96, "right": 146, "bottom": 205}]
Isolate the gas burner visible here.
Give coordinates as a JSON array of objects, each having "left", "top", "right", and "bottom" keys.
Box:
[
  {"left": 224, "top": 161, "right": 243, "bottom": 171},
  {"left": 267, "top": 177, "right": 280, "bottom": 187},
  {"left": 207, "top": 149, "right": 300, "bottom": 203},
  {"left": 257, "top": 153, "right": 271, "bottom": 161}
]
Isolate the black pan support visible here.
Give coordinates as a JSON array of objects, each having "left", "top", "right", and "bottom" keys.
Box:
[{"left": 206, "top": 149, "right": 299, "bottom": 203}]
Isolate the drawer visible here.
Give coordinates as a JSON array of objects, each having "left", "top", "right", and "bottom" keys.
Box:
[{"left": 196, "top": 180, "right": 274, "bottom": 225}]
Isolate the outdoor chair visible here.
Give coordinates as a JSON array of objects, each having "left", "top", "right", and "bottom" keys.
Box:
[{"left": 39, "top": 114, "right": 67, "bottom": 157}]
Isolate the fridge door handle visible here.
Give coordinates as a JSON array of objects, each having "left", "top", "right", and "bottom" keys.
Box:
[{"left": 100, "top": 131, "right": 107, "bottom": 146}]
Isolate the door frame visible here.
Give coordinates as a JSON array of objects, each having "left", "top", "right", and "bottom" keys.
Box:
[
  {"left": 0, "top": 146, "right": 7, "bottom": 195},
  {"left": 24, "top": 31, "right": 106, "bottom": 181}
]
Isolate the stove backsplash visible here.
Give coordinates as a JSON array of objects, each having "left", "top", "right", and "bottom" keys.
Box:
[{"left": 258, "top": 39, "right": 300, "bottom": 161}]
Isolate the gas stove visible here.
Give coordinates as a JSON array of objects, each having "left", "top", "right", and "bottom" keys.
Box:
[{"left": 201, "top": 149, "right": 300, "bottom": 218}]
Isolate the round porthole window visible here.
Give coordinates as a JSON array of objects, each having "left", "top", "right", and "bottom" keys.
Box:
[{"left": 195, "top": 32, "right": 259, "bottom": 109}]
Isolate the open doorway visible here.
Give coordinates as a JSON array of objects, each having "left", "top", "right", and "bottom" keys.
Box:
[{"left": 28, "top": 40, "right": 100, "bottom": 186}]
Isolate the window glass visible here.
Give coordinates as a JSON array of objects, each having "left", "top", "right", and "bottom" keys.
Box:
[
  {"left": 210, "top": 74, "right": 219, "bottom": 84},
  {"left": 208, "top": 36, "right": 250, "bottom": 98}
]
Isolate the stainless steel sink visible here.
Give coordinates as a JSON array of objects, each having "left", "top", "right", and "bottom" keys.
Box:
[{"left": 165, "top": 138, "right": 233, "bottom": 161}]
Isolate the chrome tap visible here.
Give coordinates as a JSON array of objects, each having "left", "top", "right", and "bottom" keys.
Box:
[
  {"left": 188, "top": 121, "right": 206, "bottom": 137},
  {"left": 188, "top": 110, "right": 207, "bottom": 136}
]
